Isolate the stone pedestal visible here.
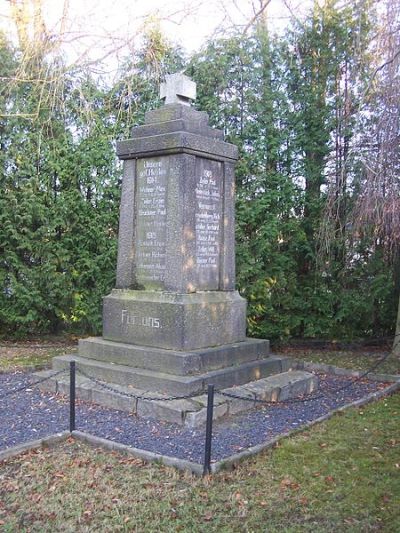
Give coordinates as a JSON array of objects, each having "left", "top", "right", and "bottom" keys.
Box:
[
  {"left": 43, "top": 74, "right": 317, "bottom": 424},
  {"left": 103, "top": 290, "right": 246, "bottom": 350}
]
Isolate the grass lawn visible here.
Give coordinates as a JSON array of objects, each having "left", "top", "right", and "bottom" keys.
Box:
[
  {"left": 278, "top": 348, "right": 400, "bottom": 376},
  {"left": 1, "top": 392, "right": 399, "bottom": 532},
  {"left": 0, "top": 338, "right": 78, "bottom": 372}
]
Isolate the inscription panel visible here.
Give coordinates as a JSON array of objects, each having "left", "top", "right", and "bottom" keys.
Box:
[
  {"left": 195, "top": 159, "right": 223, "bottom": 289},
  {"left": 136, "top": 157, "right": 168, "bottom": 288}
]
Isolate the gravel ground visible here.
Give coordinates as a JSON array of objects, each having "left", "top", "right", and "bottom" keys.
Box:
[{"left": 0, "top": 371, "right": 390, "bottom": 464}]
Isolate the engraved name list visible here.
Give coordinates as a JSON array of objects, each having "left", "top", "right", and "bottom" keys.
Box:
[
  {"left": 195, "top": 160, "right": 222, "bottom": 288},
  {"left": 135, "top": 158, "right": 167, "bottom": 286}
]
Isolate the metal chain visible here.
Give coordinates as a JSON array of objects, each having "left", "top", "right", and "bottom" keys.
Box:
[
  {"left": 217, "top": 388, "right": 324, "bottom": 406},
  {"left": 76, "top": 346, "right": 396, "bottom": 407},
  {"left": 76, "top": 367, "right": 203, "bottom": 402},
  {"left": 217, "top": 348, "right": 396, "bottom": 406},
  {"left": 0, "top": 368, "right": 67, "bottom": 400},
  {"left": 3, "top": 334, "right": 394, "bottom": 405}
]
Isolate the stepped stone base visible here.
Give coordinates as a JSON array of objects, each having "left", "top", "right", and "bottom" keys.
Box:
[
  {"left": 79, "top": 336, "right": 270, "bottom": 375},
  {"left": 37, "top": 368, "right": 318, "bottom": 427},
  {"left": 49, "top": 345, "right": 288, "bottom": 396},
  {"left": 38, "top": 335, "right": 319, "bottom": 426}
]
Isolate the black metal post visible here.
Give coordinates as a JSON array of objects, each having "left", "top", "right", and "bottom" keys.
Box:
[
  {"left": 69, "top": 361, "right": 76, "bottom": 432},
  {"left": 203, "top": 384, "right": 214, "bottom": 476}
]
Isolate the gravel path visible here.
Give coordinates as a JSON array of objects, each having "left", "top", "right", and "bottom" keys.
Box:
[{"left": 0, "top": 371, "right": 390, "bottom": 464}]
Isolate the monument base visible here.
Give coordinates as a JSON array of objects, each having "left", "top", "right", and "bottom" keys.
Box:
[
  {"left": 79, "top": 336, "right": 270, "bottom": 376},
  {"left": 38, "top": 334, "right": 319, "bottom": 426},
  {"left": 37, "top": 362, "right": 318, "bottom": 427},
  {"left": 50, "top": 338, "right": 279, "bottom": 396},
  {"left": 103, "top": 289, "right": 247, "bottom": 351}
]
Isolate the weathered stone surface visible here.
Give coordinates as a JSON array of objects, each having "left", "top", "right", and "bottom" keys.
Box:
[
  {"left": 225, "top": 371, "right": 319, "bottom": 415},
  {"left": 56, "top": 376, "right": 93, "bottom": 402},
  {"left": 115, "top": 159, "right": 136, "bottom": 288},
  {"left": 34, "top": 370, "right": 58, "bottom": 392},
  {"left": 137, "top": 398, "right": 199, "bottom": 425},
  {"left": 144, "top": 103, "right": 209, "bottom": 126},
  {"left": 91, "top": 386, "right": 137, "bottom": 413},
  {"left": 117, "top": 131, "right": 238, "bottom": 161},
  {"left": 226, "top": 389, "right": 256, "bottom": 415},
  {"left": 114, "top": 150, "right": 236, "bottom": 293},
  {"left": 160, "top": 73, "right": 196, "bottom": 106},
  {"left": 102, "top": 290, "right": 247, "bottom": 350},
  {"left": 184, "top": 400, "right": 229, "bottom": 428},
  {"left": 130, "top": 119, "right": 223, "bottom": 140},
  {"left": 42, "top": 74, "right": 310, "bottom": 424},
  {"left": 51, "top": 354, "right": 294, "bottom": 396},
  {"left": 79, "top": 337, "right": 270, "bottom": 375},
  {"left": 37, "top": 368, "right": 318, "bottom": 427}
]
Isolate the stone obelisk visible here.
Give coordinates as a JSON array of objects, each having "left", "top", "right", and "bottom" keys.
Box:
[{"left": 43, "top": 74, "right": 318, "bottom": 425}]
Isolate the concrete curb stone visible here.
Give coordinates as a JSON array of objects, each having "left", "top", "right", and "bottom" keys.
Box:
[
  {"left": 211, "top": 380, "right": 400, "bottom": 473},
  {"left": 71, "top": 430, "right": 204, "bottom": 476},
  {"left": 0, "top": 431, "right": 70, "bottom": 462}
]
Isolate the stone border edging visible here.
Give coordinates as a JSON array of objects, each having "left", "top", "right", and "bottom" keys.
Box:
[
  {"left": 1, "top": 372, "right": 399, "bottom": 476},
  {"left": 0, "top": 431, "right": 70, "bottom": 462},
  {"left": 294, "top": 359, "right": 400, "bottom": 382},
  {"left": 210, "top": 380, "right": 400, "bottom": 473},
  {"left": 71, "top": 430, "right": 204, "bottom": 476}
]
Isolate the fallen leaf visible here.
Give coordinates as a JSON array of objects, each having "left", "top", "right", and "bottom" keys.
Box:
[
  {"left": 280, "top": 477, "right": 300, "bottom": 490},
  {"left": 280, "top": 478, "right": 292, "bottom": 488}
]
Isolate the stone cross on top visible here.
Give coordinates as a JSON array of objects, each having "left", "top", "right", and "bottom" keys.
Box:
[{"left": 160, "top": 73, "right": 196, "bottom": 106}]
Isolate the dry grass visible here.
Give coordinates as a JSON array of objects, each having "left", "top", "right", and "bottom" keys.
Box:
[
  {"left": 1, "top": 392, "right": 399, "bottom": 532},
  {"left": 0, "top": 338, "right": 78, "bottom": 372},
  {"left": 279, "top": 348, "right": 400, "bottom": 375}
]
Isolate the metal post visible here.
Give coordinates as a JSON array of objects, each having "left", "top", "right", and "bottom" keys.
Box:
[
  {"left": 69, "top": 361, "right": 76, "bottom": 432},
  {"left": 203, "top": 384, "right": 214, "bottom": 476}
]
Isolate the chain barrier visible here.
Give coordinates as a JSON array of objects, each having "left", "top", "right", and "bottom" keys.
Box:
[
  {"left": 0, "top": 336, "right": 397, "bottom": 479},
  {"left": 3, "top": 333, "right": 395, "bottom": 405},
  {"left": 76, "top": 367, "right": 206, "bottom": 402},
  {"left": 74, "top": 339, "right": 398, "bottom": 407},
  {"left": 217, "top": 340, "right": 398, "bottom": 406},
  {"left": 0, "top": 368, "right": 67, "bottom": 400}
]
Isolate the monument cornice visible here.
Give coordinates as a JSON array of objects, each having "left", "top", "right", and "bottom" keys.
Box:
[{"left": 116, "top": 131, "right": 239, "bottom": 162}]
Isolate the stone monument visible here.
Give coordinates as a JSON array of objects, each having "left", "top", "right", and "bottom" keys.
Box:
[{"left": 41, "top": 74, "right": 317, "bottom": 425}]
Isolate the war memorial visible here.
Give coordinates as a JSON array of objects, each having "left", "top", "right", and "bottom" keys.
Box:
[{"left": 39, "top": 74, "right": 317, "bottom": 426}]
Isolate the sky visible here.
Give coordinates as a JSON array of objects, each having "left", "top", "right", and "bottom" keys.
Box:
[{"left": 0, "top": 0, "right": 313, "bottom": 74}]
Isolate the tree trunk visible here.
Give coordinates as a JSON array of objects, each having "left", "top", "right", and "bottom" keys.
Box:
[{"left": 394, "top": 293, "right": 400, "bottom": 357}]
